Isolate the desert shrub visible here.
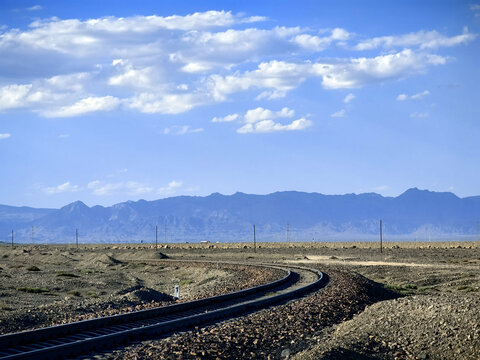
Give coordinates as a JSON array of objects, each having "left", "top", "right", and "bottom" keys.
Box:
[
  {"left": 27, "top": 266, "right": 41, "bottom": 271},
  {"left": 17, "top": 287, "right": 50, "bottom": 293},
  {"left": 56, "top": 271, "right": 79, "bottom": 278},
  {"left": 67, "top": 290, "right": 81, "bottom": 297}
]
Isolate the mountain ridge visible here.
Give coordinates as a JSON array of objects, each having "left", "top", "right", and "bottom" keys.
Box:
[{"left": 1, "top": 188, "right": 479, "bottom": 243}]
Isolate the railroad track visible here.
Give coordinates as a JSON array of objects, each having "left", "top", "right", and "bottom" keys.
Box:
[{"left": 0, "top": 262, "right": 327, "bottom": 360}]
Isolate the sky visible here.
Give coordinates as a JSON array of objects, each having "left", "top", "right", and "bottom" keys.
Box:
[{"left": 0, "top": 0, "right": 479, "bottom": 208}]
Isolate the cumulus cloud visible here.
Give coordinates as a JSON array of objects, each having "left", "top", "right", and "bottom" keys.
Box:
[
  {"left": 331, "top": 109, "right": 346, "bottom": 118},
  {"left": 237, "top": 118, "right": 312, "bottom": 134},
  {"left": 163, "top": 125, "right": 204, "bottom": 135},
  {"left": 212, "top": 113, "right": 239, "bottom": 122},
  {"left": 213, "top": 106, "right": 310, "bottom": 134},
  {"left": 344, "top": 93, "right": 355, "bottom": 103},
  {"left": 43, "top": 182, "right": 80, "bottom": 194},
  {"left": 158, "top": 180, "right": 183, "bottom": 196},
  {"left": 397, "top": 90, "right": 430, "bottom": 101},
  {"left": 0, "top": 133, "right": 11, "bottom": 139},
  {"left": 0, "top": 84, "right": 33, "bottom": 111},
  {"left": 292, "top": 28, "right": 350, "bottom": 51},
  {"left": 43, "top": 96, "right": 121, "bottom": 117},
  {"left": 0, "top": 11, "right": 470, "bottom": 119},
  {"left": 244, "top": 107, "right": 294, "bottom": 123},
  {"left": 209, "top": 50, "right": 447, "bottom": 101},
  {"left": 354, "top": 27, "right": 476, "bottom": 50}
]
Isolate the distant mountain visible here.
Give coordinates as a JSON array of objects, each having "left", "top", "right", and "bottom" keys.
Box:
[{"left": 1, "top": 188, "right": 480, "bottom": 243}]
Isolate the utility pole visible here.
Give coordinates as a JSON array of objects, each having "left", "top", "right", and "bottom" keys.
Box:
[
  {"left": 155, "top": 225, "right": 158, "bottom": 249},
  {"left": 286, "top": 223, "right": 290, "bottom": 243},
  {"left": 379, "top": 220, "right": 383, "bottom": 253},
  {"left": 164, "top": 224, "right": 167, "bottom": 245},
  {"left": 76, "top": 228, "right": 78, "bottom": 249},
  {"left": 31, "top": 226, "right": 34, "bottom": 244},
  {"left": 11, "top": 230, "right": 14, "bottom": 248},
  {"left": 253, "top": 224, "right": 256, "bottom": 253}
]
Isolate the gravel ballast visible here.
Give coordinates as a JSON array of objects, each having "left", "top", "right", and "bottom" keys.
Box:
[{"left": 107, "top": 270, "right": 397, "bottom": 359}]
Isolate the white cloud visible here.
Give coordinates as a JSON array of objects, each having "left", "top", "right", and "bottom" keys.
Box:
[
  {"left": 411, "top": 90, "right": 430, "bottom": 99},
  {"left": 0, "top": 133, "right": 11, "bottom": 139},
  {"left": 244, "top": 107, "right": 294, "bottom": 123},
  {"left": 237, "top": 118, "right": 312, "bottom": 134},
  {"left": 109, "top": 62, "right": 159, "bottom": 90},
  {"left": 292, "top": 28, "right": 350, "bottom": 51},
  {"left": 88, "top": 180, "right": 153, "bottom": 196},
  {"left": 344, "top": 93, "right": 355, "bottom": 103},
  {"left": 212, "top": 113, "right": 239, "bottom": 122},
  {"left": 0, "top": 84, "right": 32, "bottom": 111},
  {"left": 129, "top": 93, "right": 205, "bottom": 114},
  {"left": 43, "top": 182, "right": 80, "bottom": 194},
  {"left": 27, "top": 5, "right": 43, "bottom": 11},
  {"left": 410, "top": 112, "right": 429, "bottom": 118},
  {"left": 158, "top": 180, "right": 183, "bottom": 196},
  {"left": 58, "top": 134, "right": 70, "bottom": 138},
  {"left": 0, "top": 11, "right": 468, "bottom": 120},
  {"left": 209, "top": 50, "right": 447, "bottom": 101},
  {"left": 397, "top": 90, "right": 429, "bottom": 101},
  {"left": 331, "top": 109, "right": 346, "bottom": 118},
  {"left": 214, "top": 106, "right": 310, "bottom": 134},
  {"left": 163, "top": 125, "right": 204, "bottom": 135},
  {"left": 354, "top": 27, "right": 477, "bottom": 50},
  {"left": 43, "top": 96, "right": 121, "bottom": 117}
]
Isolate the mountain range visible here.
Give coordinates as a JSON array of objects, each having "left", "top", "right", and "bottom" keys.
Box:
[{"left": 1, "top": 188, "right": 480, "bottom": 243}]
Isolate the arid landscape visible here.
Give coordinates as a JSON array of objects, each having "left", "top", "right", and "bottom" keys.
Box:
[{"left": 1, "top": 241, "right": 479, "bottom": 359}]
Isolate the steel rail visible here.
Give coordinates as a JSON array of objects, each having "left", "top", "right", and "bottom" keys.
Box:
[{"left": 0, "top": 263, "right": 327, "bottom": 360}]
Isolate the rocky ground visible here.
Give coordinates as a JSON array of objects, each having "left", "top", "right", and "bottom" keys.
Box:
[
  {"left": 106, "top": 270, "right": 398, "bottom": 360},
  {"left": 1, "top": 241, "right": 479, "bottom": 359},
  {"left": 0, "top": 246, "right": 283, "bottom": 334}
]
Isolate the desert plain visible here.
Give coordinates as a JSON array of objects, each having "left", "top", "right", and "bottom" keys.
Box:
[{"left": 0, "top": 241, "right": 479, "bottom": 359}]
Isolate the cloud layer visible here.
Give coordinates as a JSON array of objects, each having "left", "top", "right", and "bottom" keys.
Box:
[{"left": 0, "top": 11, "right": 475, "bottom": 119}]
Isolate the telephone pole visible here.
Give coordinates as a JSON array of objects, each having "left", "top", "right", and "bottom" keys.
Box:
[
  {"left": 11, "top": 230, "right": 14, "bottom": 248},
  {"left": 379, "top": 220, "right": 383, "bottom": 253},
  {"left": 164, "top": 224, "right": 167, "bottom": 244},
  {"left": 286, "top": 223, "right": 290, "bottom": 243},
  {"left": 31, "top": 226, "right": 34, "bottom": 244},
  {"left": 76, "top": 228, "right": 78, "bottom": 249},
  {"left": 253, "top": 224, "right": 256, "bottom": 253},
  {"left": 155, "top": 225, "right": 158, "bottom": 249}
]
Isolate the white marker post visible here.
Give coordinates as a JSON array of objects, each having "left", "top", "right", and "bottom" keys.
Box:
[{"left": 174, "top": 285, "right": 180, "bottom": 299}]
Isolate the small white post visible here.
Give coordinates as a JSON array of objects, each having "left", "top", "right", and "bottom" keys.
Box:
[{"left": 174, "top": 285, "right": 180, "bottom": 299}]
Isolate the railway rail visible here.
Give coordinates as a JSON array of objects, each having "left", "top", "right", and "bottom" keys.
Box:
[{"left": 0, "top": 262, "right": 327, "bottom": 360}]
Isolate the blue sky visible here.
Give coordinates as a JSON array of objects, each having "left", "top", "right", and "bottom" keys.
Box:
[{"left": 0, "top": 0, "right": 479, "bottom": 208}]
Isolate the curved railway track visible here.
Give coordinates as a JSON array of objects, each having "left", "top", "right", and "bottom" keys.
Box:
[{"left": 0, "top": 262, "right": 327, "bottom": 360}]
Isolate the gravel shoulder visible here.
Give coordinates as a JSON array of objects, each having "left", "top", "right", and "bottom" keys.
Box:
[
  {"left": 0, "top": 246, "right": 283, "bottom": 334},
  {"left": 294, "top": 293, "right": 480, "bottom": 360},
  {"left": 107, "top": 270, "right": 397, "bottom": 360}
]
